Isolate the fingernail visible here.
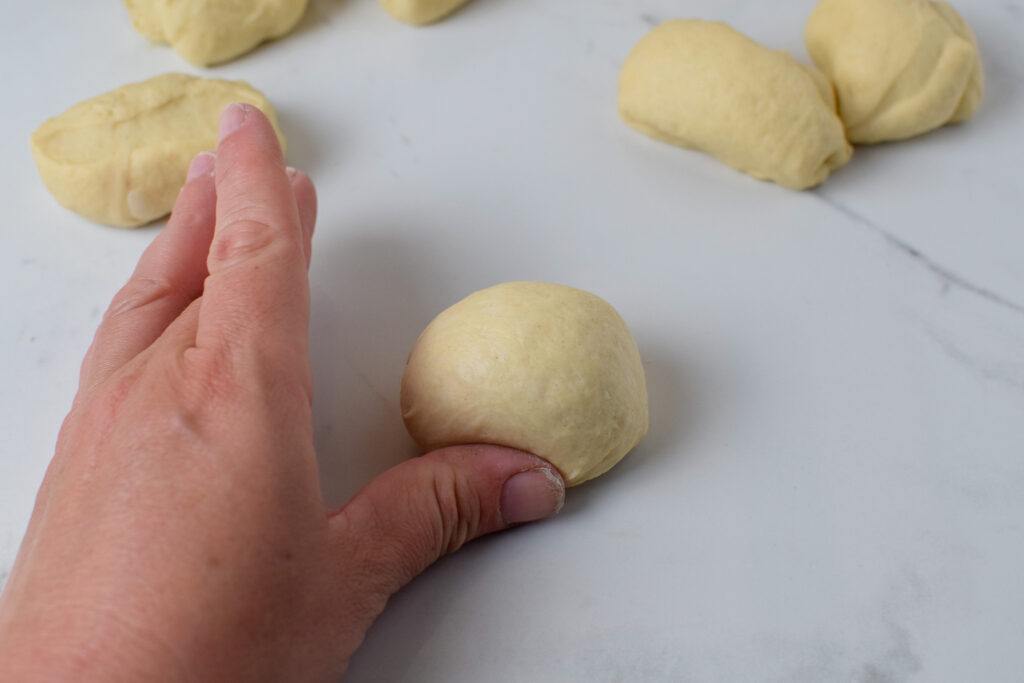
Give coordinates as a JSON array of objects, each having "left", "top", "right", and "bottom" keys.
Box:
[
  {"left": 500, "top": 468, "right": 565, "bottom": 525},
  {"left": 285, "top": 166, "right": 298, "bottom": 179},
  {"left": 186, "top": 151, "right": 216, "bottom": 180},
  {"left": 219, "top": 103, "right": 249, "bottom": 140}
]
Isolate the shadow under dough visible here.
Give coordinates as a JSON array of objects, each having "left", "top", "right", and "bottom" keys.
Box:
[
  {"left": 311, "top": 230, "right": 707, "bottom": 512},
  {"left": 563, "top": 337, "right": 698, "bottom": 511}
]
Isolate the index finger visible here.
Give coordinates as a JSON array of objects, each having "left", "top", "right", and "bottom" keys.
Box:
[{"left": 196, "top": 104, "right": 309, "bottom": 356}]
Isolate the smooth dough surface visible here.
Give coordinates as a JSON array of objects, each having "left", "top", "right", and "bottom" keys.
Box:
[
  {"left": 805, "top": 0, "right": 983, "bottom": 143},
  {"left": 401, "top": 282, "right": 649, "bottom": 486},
  {"left": 619, "top": 19, "right": 852, "bottom": 190},
  {"left": 31, "top": 73, "right": 283, "bottom": 228},
  {"left": 378, "top": 0, "right": 473, "bottom": 25},
  {"left": 124, "top": 0, "right": 308, "bottom": 66}
]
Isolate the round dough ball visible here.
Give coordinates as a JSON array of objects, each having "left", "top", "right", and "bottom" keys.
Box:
[
  {"left": 379, "top": 0, "right": 473, "bottom": 25},
  {"left": 805, "top": 0, "right": 983, "bottom": 143},
  {"left": 619, "top": 19, "right": 852, "bottom": 190},
  {"left": 30, "top": 73, "right": 284, "bottom": 228},
  {"left": 124, "top": 0, "right": 308, "bottom": 66},
  {"left": 401, "top": 282, "right": 649, "bottom": 486}
]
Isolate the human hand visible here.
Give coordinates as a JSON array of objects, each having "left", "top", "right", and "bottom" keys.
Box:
[{"left": 0, "top": 104, "right": 565, "bottom": 682}]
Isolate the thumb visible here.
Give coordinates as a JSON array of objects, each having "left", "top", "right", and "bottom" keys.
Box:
[{"left": 328, "top": 445, "right": 565, "bottom": 599}]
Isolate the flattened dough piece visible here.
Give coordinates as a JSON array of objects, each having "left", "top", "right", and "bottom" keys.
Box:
[
  {"left": 31, "top": 73, "right": 284, "bottom": 228},
  {"left": 401, "top": 282, "right": 649, "bottom": 486},
  {"left": 124, "top": 0, "right": 308, "bottom": 66},
  {"left": 379, "top": 0, "right": 473, "bottom": 25},
  {"left": 805, "top": 0, "right": 983, "bottom": 143},
  {"left": 619, "top": 19, "right": 852, "bottom": 190}
]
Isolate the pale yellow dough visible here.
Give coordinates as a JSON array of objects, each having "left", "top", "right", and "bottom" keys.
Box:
[
  {"left": 123, "top": 0, "right": 308, "bottom": 66},
  {"left": 805, "top": 0, "right": 983, "bottom": 143},
  {"left": 379, "top": 0, "right": 473, "bottom": 25},
  {"left": 619, "top": 20, "right": 852, "bottom": 190},
  {"left": 31, "top": 73, "right": 284, "bottom": 228},
  {"left": 401, "top": 282, "right": 649, "bottom": 486}
]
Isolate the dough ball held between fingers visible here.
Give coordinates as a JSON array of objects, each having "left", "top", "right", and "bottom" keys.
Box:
[{"left": 401, "top": 282, "right": 649, "bottom": 486}]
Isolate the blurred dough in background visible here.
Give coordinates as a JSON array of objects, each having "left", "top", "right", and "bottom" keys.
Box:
[
  {"left": 379, "top": 0, "right": 474, "bottom": 25},
  {"left": 805, "top": 0, "right": 983, "bottom": 143},
  {"left": 619, "top": 20, "right": 851, "bottom": 190},
  {"left": 123, "top": 0, "right": 308, "bottom": 66},
  {"left": 31, "top": 73, "right": 284, "bottom": 228}
]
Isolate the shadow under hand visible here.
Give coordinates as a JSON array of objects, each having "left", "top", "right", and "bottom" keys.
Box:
[
  {"left": 276, "top": 103, "right": 335, "bottom": 177},
  {"left": 342, "top": 336, "right": 707, "bottom": 683},
  {"left": 309, "top": 231, "right": 440, "bottom": 507}
]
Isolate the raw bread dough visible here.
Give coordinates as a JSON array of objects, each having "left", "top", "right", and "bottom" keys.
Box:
[
  {"left": 31, "top": 73, "right": 284, "bottom": 228},
  {"left": 805, "top": 0, "right": 983, "bottom": 143},
  {"left": 401, "top": 282, "right": 649, "bottom": 486},
  {"left": 123, "top": 0, "right": 308, "bottom": 66},
  {"left": 618, "top": 19, "right": 852, "bottom": 190},
  {"left": 379, "top": 0, "right": 473, "bottom": 25}
]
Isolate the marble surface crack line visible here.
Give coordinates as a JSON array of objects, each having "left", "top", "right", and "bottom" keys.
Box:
[
  {"left": 813, "top": 191, "right": 1024, "bottom": 316},
  {"left": 918, "top": 322, "right": 1024, "bottom": 390},
  {"left": 343, "top": 351, "right": 394, "bottom": 409}
]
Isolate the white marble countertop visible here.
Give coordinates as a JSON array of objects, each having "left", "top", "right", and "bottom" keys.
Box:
[{"left": 2, "top": 0, "right": 1023, "bottom": 680}]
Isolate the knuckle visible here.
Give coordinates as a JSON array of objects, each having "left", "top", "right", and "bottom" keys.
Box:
[
  {"left": 208, "top": 218, "right": 280, "bottom": 267},
  {"left": 430, "top": 465, "right": 481, "bottom": 555},
  {"left": 105, "top": 276, "right": 182, "bottom": 321},
  {"left": 168, "top": 199, "right": 208, "bottom": 229}
]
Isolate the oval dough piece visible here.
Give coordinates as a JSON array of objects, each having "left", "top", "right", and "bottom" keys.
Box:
[
  {"left": 123, "top": 0, "right": 308, "bottom": 66},
  {"left": 31, "top": 73, "right": 284, "bottom": 228},
  {"left": 619, "top": 19, "right": 852, "bottom": 190},
  {"left": 805, "top": 0, "right": 983, "bottom": 143},
  {"left": 401, "top": 282, "right": 649, "bottom": 486},
  {"left": 379, "top": 0, "right": 473, "bottom": 25}
]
